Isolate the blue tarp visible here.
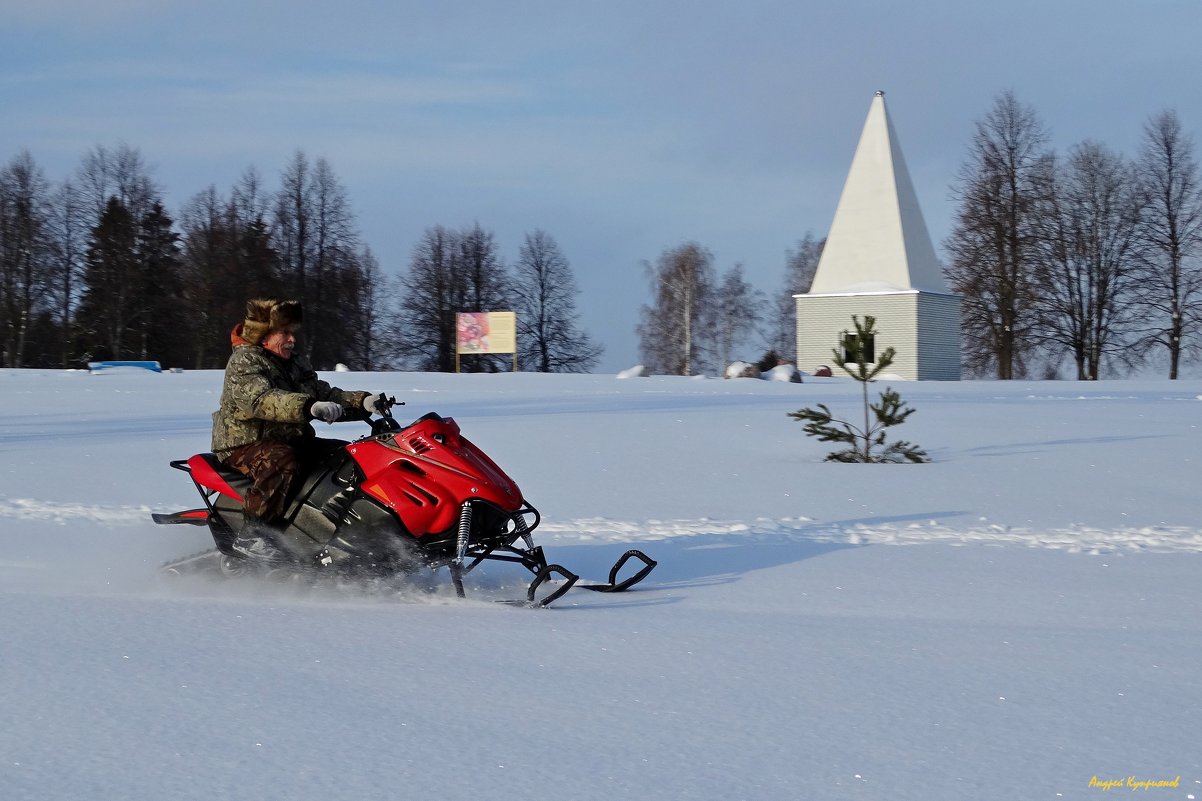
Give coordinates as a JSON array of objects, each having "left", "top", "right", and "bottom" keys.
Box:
[{"left": 87, "top": 360, "right": 162, "bottom": 373}]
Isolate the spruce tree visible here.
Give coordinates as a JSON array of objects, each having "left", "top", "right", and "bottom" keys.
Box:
[
  {"left": 78, "top": 197, "right": 138, "bottom": 358},
  {"left": 136, "top": 201, "right": 185, "bottom": 365},
  {"left": 788, "top": 315, "right": 929, "bottom": 463}
]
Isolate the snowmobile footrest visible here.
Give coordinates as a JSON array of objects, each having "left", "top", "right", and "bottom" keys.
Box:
[
  {"left": 152, "top": 509, "right": 211, "bottom": 526},
  {"left": 579, "top": 550, "right": 658, "bottom": 593}
]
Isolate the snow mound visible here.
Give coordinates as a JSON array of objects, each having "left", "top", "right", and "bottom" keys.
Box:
[
  {"left": 764, "top": 363, "right": 802, "bottom": 382},
  {"left": 725, "top": 361, "right": 759, "bottom": 379}
]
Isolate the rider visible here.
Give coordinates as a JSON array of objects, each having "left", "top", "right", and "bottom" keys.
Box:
[{"left": 211, "top": 298, "right": 386, "bottom": 559}]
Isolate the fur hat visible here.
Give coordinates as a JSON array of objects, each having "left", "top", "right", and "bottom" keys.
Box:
[{"left": 241, "top": 298, "right": 303, "bottom": 345}]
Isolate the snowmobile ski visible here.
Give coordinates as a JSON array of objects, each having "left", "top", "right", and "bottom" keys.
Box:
[
  {"left": 575, "top": 549, "right": 658, "bottom": 593},
  {"left": 159, "top": 548, "right": 222, "bottom": 576}
]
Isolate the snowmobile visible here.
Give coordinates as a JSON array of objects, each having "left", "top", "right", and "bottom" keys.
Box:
[{"left": 153, "top": 397, "right": 656, "bottom": 607}]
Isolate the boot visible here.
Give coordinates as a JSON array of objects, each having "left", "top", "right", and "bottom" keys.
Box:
[{"left": 231, "top": 515, "right": 285, "bottom": 562}]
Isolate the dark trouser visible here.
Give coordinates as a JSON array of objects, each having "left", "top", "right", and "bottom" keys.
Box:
[{"left": 219, "top": 438, "right": 346, "bottom": 524}]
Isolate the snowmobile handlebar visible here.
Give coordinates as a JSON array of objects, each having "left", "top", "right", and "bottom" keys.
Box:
[
  {"left": 365, "top": 395, "right": 410, "bottom": 436},
  {"left": 372, "top": 394, "right": 402, "bottom": 419}
]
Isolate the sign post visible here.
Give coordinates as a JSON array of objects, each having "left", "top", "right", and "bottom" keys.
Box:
[{"left": 455, "top": 311, "right": 518, "bottom": 372}]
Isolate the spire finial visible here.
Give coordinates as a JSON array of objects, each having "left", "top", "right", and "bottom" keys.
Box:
[{"left": 875, "top": 90, "right": 885, "bottom": 97}]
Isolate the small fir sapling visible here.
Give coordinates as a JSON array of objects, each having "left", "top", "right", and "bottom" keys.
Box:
[{"left": 788, "top": 315, "right": 929, "bottom": 463}]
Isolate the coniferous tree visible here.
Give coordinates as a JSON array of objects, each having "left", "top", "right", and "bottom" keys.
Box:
[
  {"left": 136, "top": 201, "right": 186, "bottom": 365},
  {"left": 76, "top": 197, "right": 185, "bottom": 365},
  {"left": 180, "top": 185, "right": 240, "bottom": 368},
  {"left": 788, "top": 316, "right": 928, "bottom": 463},
  {"left": 272, "top": 152, "right": 366, "bottom": 367},
  {"left": 180, "top": 179, "right": 283, "bottom": 368},
  {"left": 232, "top": 168, "right": 281, "bottom": 298},
  {"left": 78, "top": 197, "right": 138, "bottom": 359},
  {"left": 73, "top": 144, "right": 164, "bottom": 363}
]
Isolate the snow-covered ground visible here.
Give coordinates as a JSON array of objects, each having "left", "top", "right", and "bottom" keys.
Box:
[{"left": 1, "top": 368, "right": 1199, "bottom": 801}]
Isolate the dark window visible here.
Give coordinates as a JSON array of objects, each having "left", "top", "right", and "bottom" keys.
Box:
[{"left": 841, "top": 332, "right": 875, "bottom": 363}]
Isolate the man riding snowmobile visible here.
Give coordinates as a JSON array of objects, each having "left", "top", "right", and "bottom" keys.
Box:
[{"left": 212, "top": 298, "right": 386, "bottom": 560}]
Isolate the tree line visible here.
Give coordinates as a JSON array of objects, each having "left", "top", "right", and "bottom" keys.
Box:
[
  {"left": 10, "top": 91, "right": 1197, "bottom": 380},
  {"left": 636, "top": 233, "right": 824, "bottom": 376},
  {"left": 945, "top": 91, "right": 1202, "bottom": 380},
  {"left": 0, "top": 144, "right": 601, "bottom": 372},
  {"left": 640, "top": 92, "right": 1202, "bottom": 381}
]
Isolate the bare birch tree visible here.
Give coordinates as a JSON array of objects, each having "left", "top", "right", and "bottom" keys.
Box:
[
  {"left": 1130, "top": 110, "right": 1202, "bottom": 378},
  {"left": 400, "top": 224, "right": 510, "bottom": 372},
  {"left": 512, "top": 229, "right": 602, "bottom": 372},
  {"left": 44, "top": 178, "right": 87, "bottom": 366},
  {"left": 1034, "top": 142, "right": 1145, "bottom": 379},
  {"left": 638, "top": 241, "right": 716, "bottom": 375},
  {"left": 76, "top": 143, "right": 156, "bottom": 224},
  {"left": 0, "top": 151, "right": 53, "bottom": 367},
  {"left": 769, "top": 233, "right": 824, "bottom": 357},
  {"left": 273, "top": 152, "right": 365, "bottom": 367},
  {"left": 341, "top": 245, "right": 397, "bottom": 370},
  {"left": 944, "top": 91, "right": 1052, "bottom": 378},
  {"left": 714, "top": 262, "right": 766, "bottom": 369}
]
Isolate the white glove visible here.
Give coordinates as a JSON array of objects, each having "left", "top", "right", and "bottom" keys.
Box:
[
  {"left": 310, "top": 400, "right": 343, "bottom": 424},
  {"left": 363, "top": 393, "right": 384, "bottom": 415}
]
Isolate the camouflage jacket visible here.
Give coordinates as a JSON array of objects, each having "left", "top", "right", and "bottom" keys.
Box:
[{"left": 211, "top": 328, "right": 369, "bottom": 455}]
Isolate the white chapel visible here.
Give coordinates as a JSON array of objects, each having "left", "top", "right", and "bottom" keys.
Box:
[{"left": 795, "top": 91, "right": 961, "bottom": 380}]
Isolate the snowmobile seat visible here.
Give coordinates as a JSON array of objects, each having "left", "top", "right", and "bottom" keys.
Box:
[
  {"left": 187, "top": 444, "right": 353, "bottom": 513},
  {"left": 189, "top": 453, "right": 253, "bottom": 498}
]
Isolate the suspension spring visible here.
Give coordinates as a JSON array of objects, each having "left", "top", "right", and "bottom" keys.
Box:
[
  {"left": 514, "top": 511, "right": 534, "bottom": 550},
  {"left": 454, "top": 502, "right": 473, "bottom": 566}
]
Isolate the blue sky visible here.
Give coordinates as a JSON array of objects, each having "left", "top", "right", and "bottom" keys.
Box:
[{"left": 3, "top": 0, "right": 1201, "bottom": 371}]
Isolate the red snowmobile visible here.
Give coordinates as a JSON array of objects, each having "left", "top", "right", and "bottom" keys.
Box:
[{"left": 153, "top": 398, "right": 655, "bottom": 606}]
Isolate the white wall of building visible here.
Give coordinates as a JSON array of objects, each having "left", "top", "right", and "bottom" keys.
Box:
[{"left": 796, "top": 291, "right": 960, "bottom": 381}]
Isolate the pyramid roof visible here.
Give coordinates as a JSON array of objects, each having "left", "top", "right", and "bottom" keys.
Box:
[{"left": 808, "top": 92, "right": 949, "bottom": 295}]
